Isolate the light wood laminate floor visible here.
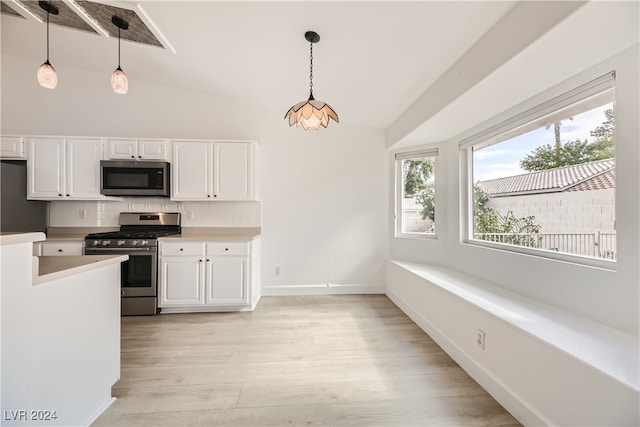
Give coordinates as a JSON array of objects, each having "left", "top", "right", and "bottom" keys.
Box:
[{"left": 92, "top": 295, "right": 521, "bottom": 427}]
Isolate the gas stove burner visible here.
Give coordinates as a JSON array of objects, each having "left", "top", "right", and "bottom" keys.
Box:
[
  {"left": 84, "top": 212, "right": 182, "bottom": 249},
  {"left": 85, "top": 230, "right": 180, "bottom": 240}
]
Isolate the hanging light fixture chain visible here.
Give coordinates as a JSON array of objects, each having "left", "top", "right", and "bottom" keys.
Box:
[{"left": 309, "top": 41, "right": 313, "bottom": 98}]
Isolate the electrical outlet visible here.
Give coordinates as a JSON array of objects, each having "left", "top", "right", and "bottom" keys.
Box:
[
  {"left": 274, "top": 267, "right": 280, "bottom": 276},
  {"left": 187, "top": 211, "right": 194, "bottom": 220},
  {"left": 79, "top": 209, "right": 86, "bottom": 219},
  {"left": 476, "top": 329, "right": 486, "bottom": 350}
]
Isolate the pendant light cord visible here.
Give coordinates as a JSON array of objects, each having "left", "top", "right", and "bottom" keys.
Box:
[
  {"left": 45, "top": 9, "right": 50, "bottom": 61},
  {"left": 308, "top": 42, "right": 314, "bottom": 99},
  {"left": 117, "top": 26, "right": 121, "bottom": 68}
]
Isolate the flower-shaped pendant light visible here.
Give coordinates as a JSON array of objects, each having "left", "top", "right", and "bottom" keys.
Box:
[
  {"left": 111, "top": 15, "right": 129, "bottom": 94},
  {"left": 37, "top": 1, "right": 59, "bottom": 89},
  {"left": 284, "top": 31, "right": 339, "bottom": 130}
]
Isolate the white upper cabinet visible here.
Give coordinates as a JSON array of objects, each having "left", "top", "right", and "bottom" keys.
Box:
[
  {"left": 214, "top": 143, "right": 254, "bottom": 200},
  {"left": 0, "top": 136, "right": 25, "bottom": 159},
  {"left": 105, "top": 139, "right": 167, "bottom": 160},
  {"left": 28, "top": 138, "right": 64, "bottom": 199},
  {"left": 28, "top": 138, "right": 104, "bottom": 200},
  {"left": 171, "top": 140, "right": 255, "bottom": 201},
  {"left": 172, "top": 141, "right": 214, "bottom": 200},
  {"left": 66, "top": 139, "right": 102, "bottom": 198}
]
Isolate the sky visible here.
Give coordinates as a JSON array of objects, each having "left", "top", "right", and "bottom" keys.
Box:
[{"left": 473, "top": 103, "right": 613, "bottom": 182}]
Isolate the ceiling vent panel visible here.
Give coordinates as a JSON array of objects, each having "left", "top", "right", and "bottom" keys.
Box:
[
  {"left": 15, "top": 0, "right": 98, "bottom": 34},
  {"left": 2, "top": 1, "right": 168, "bottom": 49},
  {"left": 76, "top": 1, "right": 163, "bottom": 47},
  {"left": 0, "top": 1, "right": 25, "bottom": 18}
]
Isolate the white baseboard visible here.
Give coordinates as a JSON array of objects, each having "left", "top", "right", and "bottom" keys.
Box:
[
  {"left": 385, "top": 289, "right": 549, "bottom": 427},
  {"left": 261, "top": 283, "right": 385, "bottom": 296}
]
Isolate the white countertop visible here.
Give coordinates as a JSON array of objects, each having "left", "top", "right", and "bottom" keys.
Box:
[
  {"left": 161, "top": 227, "right": 261, "bottom": 242},
  {"left": 1, "top": 232, "right": 46, "bottom": 246},
  {"left": 39, "top": 227, "right": 261, "bottom": 242},
  {"left": 33, "top": 254, "right": 129, "bottom": 285}
]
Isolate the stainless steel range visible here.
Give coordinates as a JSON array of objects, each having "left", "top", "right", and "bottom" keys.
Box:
[{"left": 84, "top": 212, "right": 181, "bottom": 315}]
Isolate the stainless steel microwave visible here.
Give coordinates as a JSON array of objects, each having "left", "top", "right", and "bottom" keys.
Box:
[{"left": 100, "top": 160, "right": 170, "bottom": 197}]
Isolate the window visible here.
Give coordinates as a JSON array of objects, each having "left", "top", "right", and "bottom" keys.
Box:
[
  {"left": 395, "top": 148, "right": 438, "bottom": 237},
  {"left": 460, "top": 72, "right": 616, "bottom": 263}
]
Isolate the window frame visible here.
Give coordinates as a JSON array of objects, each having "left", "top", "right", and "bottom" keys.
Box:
[
  {"left": 395, "top": 148, "right": 439, "bottom": 240},
  {"left": 459, "top": 71, "right": 617, "bottom": 270}
]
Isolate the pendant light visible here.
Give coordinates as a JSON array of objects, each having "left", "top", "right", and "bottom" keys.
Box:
[
  {"left": 36, "top": 1, "right": 59, "bottom": 89},
  {"left": 111, "top": 15, "right": 129, "bottom": 95},
  {"left": 284, "top": 31, "right": 339, "bottom": 130}
]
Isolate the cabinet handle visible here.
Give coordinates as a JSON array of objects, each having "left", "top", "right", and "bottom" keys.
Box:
[
  {"left": 206, "top": 258, "right": 210, "bottom": 262},
  {"left": 179, "top": 248, "right": 184, "bottom": 251},
  {"left": 214, "top": 194, "right": 217, "bottom": 198},
  {"left": 57, "top": 249, "right": 63, "bottom": 252},
  {"left": 199, "top": 259, "right": 203, "bottom": 263},
  {"left": 138, "top": 156, "right": 142, "bottom": 159},
  {"left": 207, "top": 195, "right": 211, "bottom": 198},
  {"left": 66, "top": 194, "right": 70, "bottom": 197},
  {"left": 58, "top": 193, "right": 62, "bottom": 196},
  {"left": 225, "top": 248, "right": 229, "bottom": 251},
  {"left": 131, "top": 155, "right": 135, "bottom": 159}
]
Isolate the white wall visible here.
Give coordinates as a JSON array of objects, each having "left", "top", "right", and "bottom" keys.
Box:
[
  {"left": 387, "top": 45, "right": 639, "bottom": 426},
  {"left": 389, "top": 45, "right": 639, "bottom": 335},
  {"left": 1, "top": 54, "right": 388, "bottom": 292}
]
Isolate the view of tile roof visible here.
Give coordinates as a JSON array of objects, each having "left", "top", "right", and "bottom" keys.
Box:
[{"left": 477, "top": 158, "right": 615, "bottom": 197}]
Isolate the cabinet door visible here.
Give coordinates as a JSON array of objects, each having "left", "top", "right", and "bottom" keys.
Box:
[
  {"left": 66, "top": 139, "right": 102, "bottom": 198},
  {"left": 159, "top": 257, "right": 205, "bottom": 306},
  {"left": 171, "top": 141, "right": 213, "bottom": 200},
  {"left": 106, "top": 139, "right": 137, "bottom": 159},
  {"left": 0, "top": 136, "right": 24, "bottom": 159},
  {"left": 138, "top": 140, "right": 167, "bottom": 160},
  {"left": 205, "top": 256, "right": 248, "bottom": 305},
  {"left": 213, "top": 142, "right": 253, "bottom": 200},
  {"left": 28, "top": 138, "right": 65, "bottom": 199}
]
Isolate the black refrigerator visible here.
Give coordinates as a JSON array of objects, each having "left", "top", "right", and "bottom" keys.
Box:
[{"left": 0, "top": 160, "right": 47, "bottom": 232}]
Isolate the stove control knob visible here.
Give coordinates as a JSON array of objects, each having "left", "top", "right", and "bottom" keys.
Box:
[
  {"left": 101, "top": 241, "right": 110, "bottom": 246},
  {"left": 141, "top": 240, "right": 149, "bottom": 246},
  {"left": 117, "top": 240, "right": 126, "bottom": 246},
  {"left": 93, "top": 240, "right": 100, "bottom": 246},
  {"left": 132, "top": 240, "right": 139, "bottom": 246}
]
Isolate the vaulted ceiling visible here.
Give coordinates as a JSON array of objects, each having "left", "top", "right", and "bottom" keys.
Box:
[{"left": 1, "top": 1, "right": 638, "bottom": 147}]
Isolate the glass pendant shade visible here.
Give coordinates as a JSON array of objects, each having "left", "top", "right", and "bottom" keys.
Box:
[
  {"left": 285, "top": 97, "right": 339, "bottom": 130},
  {"left": 111, "top": 66, "right": 128, "bottom": 95},
  {"left": 37, "top": 60, "right": 58, "bottom": 89}
]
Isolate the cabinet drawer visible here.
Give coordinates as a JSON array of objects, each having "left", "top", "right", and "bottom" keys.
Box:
[
  {"left": 41, "top": 242, "right": 83, "bottom": 256},
  {"left": 161, "top": 242, "right": 205, "bottom": 256},
  {"left": 206, "top": 242, "right": 248, "bottom": 256}
]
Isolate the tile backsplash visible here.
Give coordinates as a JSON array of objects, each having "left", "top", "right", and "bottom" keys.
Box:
[{"left": 48, "top": 199, "right": 261, "bottom": 228}]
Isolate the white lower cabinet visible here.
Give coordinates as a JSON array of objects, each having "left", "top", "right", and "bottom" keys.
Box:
[
  {"left": 160, "top": 256, "right": 205, "bottom": 305},
  {"left": 159, "top": 240, "right": 258, "bottom": 311}
]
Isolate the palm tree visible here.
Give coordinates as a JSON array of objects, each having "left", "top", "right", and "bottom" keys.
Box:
[{"left": 545, "top": 118, "right": 572, "bottom": 162}]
